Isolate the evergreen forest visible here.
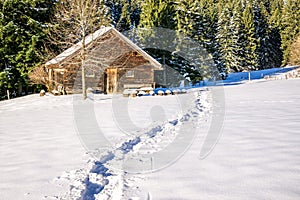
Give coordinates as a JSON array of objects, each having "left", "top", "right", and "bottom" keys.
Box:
[{"left": 0, "top": 0, "right": 299, "bottom": 99}]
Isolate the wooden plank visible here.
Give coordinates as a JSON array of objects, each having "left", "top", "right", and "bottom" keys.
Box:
[{"left": 106, "top": 68, "right": 118, "bottom": 93}]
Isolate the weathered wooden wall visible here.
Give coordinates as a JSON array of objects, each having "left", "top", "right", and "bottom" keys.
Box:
[
  {"left": 117, "top": 65, "right": 154, "bottom": 92},
  {"left": 47, "top": 28, "right": 157, "bottom": 94}
]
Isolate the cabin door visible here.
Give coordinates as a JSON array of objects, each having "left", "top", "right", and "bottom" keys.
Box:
[{"left": 106, "top": 68, "right": 118, "bottom": 94}]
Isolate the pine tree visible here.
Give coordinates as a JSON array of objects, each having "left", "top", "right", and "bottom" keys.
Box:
[
  {"left": 289, "top": 34, "right": 300, "bottom": 65},
  {"left": 269, "top": 0, "right": 284, "bottom": 29},
  {"left": 139, "top": 0, "right": 176, "bottom": 29},
  {"left": 202, "top": 1, "right": 222, "bottom": 75},
  {"left": 230, "top": 0, "right": 248, "bottom": 72},
  {"left": 105, "top": 0, "right": 124, "bottom": 28},
  {"left": 255, "top": 0, "right": 282, "bottom": 69},
  {"left": 106, "top": 0, "right": 141, "bottom": 32},
  {"left": 241, "top": 2, "right": 258, "bottom": 71},
  {"left": 267, "top": 0, "right": 284, "bottom": 68},
  {"left": 175, "top": 0, "right": 195, "bottom": 36},
  {"left": 252, "top": 0, "right": 268, "bottom": 69},
  {"left": 281, "top": 0, "right": 300, "bottom": 65},
  {"left": 174, "top": 0, "right": 220, "bottom": 78},
  {"left": 0, "top": 0, "right": 54, "bottom": 98},
  {"left": 216, "top": 0, "right": 238, "bottom": 72}
]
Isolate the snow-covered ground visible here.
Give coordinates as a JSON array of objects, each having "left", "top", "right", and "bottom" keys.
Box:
[
  {"left": 0, "top": 95, "right": 87, "bottom": 199},
  {"left": 134, "top": 79, "right": 300, "bottom": 199},
  {"left": 0, "top": 71, "right": 300, "bottom": 199},
  {"left": 220, "top": 66, "right": 299, "bottom": 84},
  {"left": 0, "top": 87, "right": 212, "bottom": 200}
]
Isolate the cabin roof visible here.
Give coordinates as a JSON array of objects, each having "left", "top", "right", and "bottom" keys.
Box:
[{"left": 45, "top": 27, "right": 162, "bottom": 70}]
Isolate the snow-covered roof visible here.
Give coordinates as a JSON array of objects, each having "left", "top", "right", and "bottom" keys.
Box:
[{"left": 45, "top": 27, "right": 162, "bottom": 70}]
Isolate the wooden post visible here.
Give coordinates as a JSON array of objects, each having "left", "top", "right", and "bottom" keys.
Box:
[
  {"left": 7, "top": 90, "right": 10, "bottom": 100},
  {"left": 163, "top": 55, "right": 166, "bottom": 87},
  {"left": 48, "top": 69, "right": 53, "bottom": 91},
  {"left": 248, "top": 71, "right": 251, "bottom": 82}
]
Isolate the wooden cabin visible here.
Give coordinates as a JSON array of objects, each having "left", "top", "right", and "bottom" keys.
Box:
[{"left": 45, "top": 27, "right": 162, "bottom": 94}]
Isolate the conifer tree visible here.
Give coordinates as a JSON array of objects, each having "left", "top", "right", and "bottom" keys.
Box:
[
  {"left": 0, "top": 0, "right": 54, "bottom": 98},
  {"left": 289, "top": 34, "right": 300, "bottom": 65},
  {"left": 267, "top": 0, "right": 284, "bottom": 68},
  {"left": 241, "top": 2, "right": 258, "bottom": 71},
  {"left": 281, "top": 0, "right": 300, "bottom": 65},
  {"left": 253, "top": 0, "right": 270, "bottom": 70},
  {"left": 175, "top": 0, "right": 221, "bottom": 77},
  {"left": 139, "top": 0, "right": 176, "bottom": 29},
  {"left": 230, "top": 0, "right": 248, "bottom": 72},
  {"left": 216, "top": 0, "right": 236, "bottom": 72},
  {"left": 106, "top": 0, "right": 141, "bottom": 31},
  {"left": 175, "top": 0, "right": 196, "bottom": 37}
]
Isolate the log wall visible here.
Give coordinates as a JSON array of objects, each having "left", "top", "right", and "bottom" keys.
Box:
[{"left": 47, "top": 28, "right": 158, "bottom": 94}]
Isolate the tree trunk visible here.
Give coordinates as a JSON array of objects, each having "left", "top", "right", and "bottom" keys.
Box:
[
  {"left": 81, "top": 33, "right": 87, "bottom": 100},
  {"left": 82, "top": 62, "right": 87, "bottom": 100}
]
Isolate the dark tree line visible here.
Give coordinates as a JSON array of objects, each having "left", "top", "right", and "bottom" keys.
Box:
[
  {"left": 1, "top": 0, "right": 299, "bottom": 99},
  {"left": 0, "top": 0, "right": 55, "bottom": 99}
]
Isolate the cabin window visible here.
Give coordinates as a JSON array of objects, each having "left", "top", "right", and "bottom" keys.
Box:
[{"left": 126, "top": 70, "right": 134, "bottom": 78}]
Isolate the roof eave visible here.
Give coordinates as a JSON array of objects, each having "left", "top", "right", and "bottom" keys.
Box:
[
  {"left": 45, "top": 27, "right": 112, "bottom": 67},
  {"left": 45, "top": 27, "right": 162, "bottom": 70}
]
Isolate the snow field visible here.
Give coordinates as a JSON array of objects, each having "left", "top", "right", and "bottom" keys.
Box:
[
  {"left": 0, "top": 94, "right": 87, "bottom": 200},
  {"left": 1, "top": 70, "right": 299, "bottom": 200},
  {"left": 47, "top": 88, "right": 212, "bottom": 200},
  {"left": 134, "top": 79, "right": 300, "bottom": 199}
]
